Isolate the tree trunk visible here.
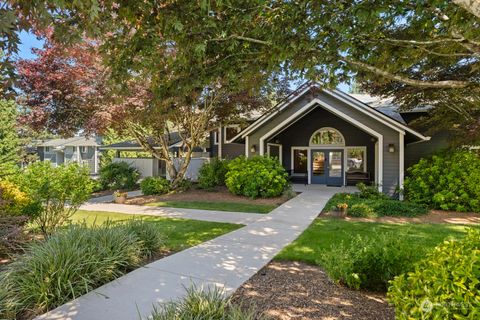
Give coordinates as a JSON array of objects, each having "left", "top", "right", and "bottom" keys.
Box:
[
  {"left": 170, "top": 147, "right": 193, "bottom": 188},
  {"left": 453, "top": 0, "right": 480, "bottom": 18}
]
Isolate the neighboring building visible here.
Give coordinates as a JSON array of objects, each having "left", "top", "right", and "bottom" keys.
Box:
[
  {"left": 37, "top": 136, "right": 102, "bottom": 174},
  {"left": 212, "top": 82, "right": 441, "bottom": 196},
  {"left": 101, "top": 132, "right": 210, "bottom": 180}
]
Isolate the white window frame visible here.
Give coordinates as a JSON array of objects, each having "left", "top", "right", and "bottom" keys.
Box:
[
  {"left": 213, "top": 129, "right": 219, "bottom": 145},
  {"left": 80, "top": 146, "right": 88, "bottom": 153},
  {"left": 44, "top": 146, "right": 51, "bottom": 153},
  {"left": 223, "top": 125, "right": 241, "bottom": 144},
  {"left": 345, "top": 146, "right": 367, "bottom": 173},
  {"left": 291, "top": 146, "right": 309, "bottom": 176},
  {"left": 267, "top": 143, "right": 283, "bottom": 163},
  {"left": 309, "top": 127, "right": 345, "bottom": 147}
]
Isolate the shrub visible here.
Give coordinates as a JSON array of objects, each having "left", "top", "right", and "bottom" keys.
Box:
[
  {"left": 404, "top": 151, "right": 480, "bottom": 212},
  {"left": 356, "top": 182, "right": 388, "bottom": 200},
  {"left": 388, "top": 229, "right": 480, "bottom": 319},
  {"left": 140, "top": 177, "right": 171, "bottom": 195},
  {"left": 150, "top": 286, "right": 263, "bottom": 320},
  {"left": 320, "top": 232, "right": 424, "bottom": 291},
  {"left": 0, "top": 221, "right": 163, "bottom": 319},
  {"left": 225, "top": 156, "right": 289, "bottom": 199},
  {"left": 176, "top": 178, "right": 193, "bottom": 192},
  {"left": 121, "top": 219, "right": 164, "bottom": 257},
  {"left": 0, "top": 180, "right": 41, "bottom": 218},
  {"left": 324, "top": 193, "right": 428, "bottom": 218},
  {"left": 99, "top": 161, "right": 140, "bottom": 190},
  {"left": 198, "top": 158, "right": 229, "bottom": 190},
  {"left": 15, "top": 162, "right": 94, "bottom": 236}
]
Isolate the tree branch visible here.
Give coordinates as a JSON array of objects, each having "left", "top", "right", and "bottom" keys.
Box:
[
  {"left": 453, "top": 0, "right": 480, "bottom": 18},
  {"left": 343, "top": 58, "right": 473, "bottom": 89}
]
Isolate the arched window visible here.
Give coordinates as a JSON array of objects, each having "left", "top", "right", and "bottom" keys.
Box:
[{"left": 309, "top": 127, "right": 345, "bottom": 146}]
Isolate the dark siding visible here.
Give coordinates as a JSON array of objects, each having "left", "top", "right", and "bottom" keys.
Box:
[
  {"left": 275, "top": 107, "right": 375, "bottom": 180},
  {"left": 405, "top": 131, "right": 451, "bottom": 169},
  {"left": 221, "top": 143, "right": 245, "bottom": 159},
  {"left": 37, "top": 147, "right": 45, "bottom": 161}
]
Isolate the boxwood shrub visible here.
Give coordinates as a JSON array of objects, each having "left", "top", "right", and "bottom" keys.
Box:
[
  {"left": 320, "top": 232, "right": 424, "bottom": 291},
  {"left": 404, "top": 151, "right": 480, "bottom": 212},
  {"left": 225, "top": 156, "right": 289, "bottom": 199},
  {"left": 388, "top": 229, "right": 480, "bottom": 319},
  {"left": 0, "top": 220, "right": 163, "bottom": 319},
  {"left": 140, "top": 177, "right": 171, "bottom": 195}
]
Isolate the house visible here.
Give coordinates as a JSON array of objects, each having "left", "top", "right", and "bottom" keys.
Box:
[
  {"left": 101, "top": 132, "right": 210, "bottom": 180},
  {"left": 37, "top": 136, "right": 102, "bottom": 174},
  {"left": 211, "top": 82, "right": 445, "bottom": 197}
]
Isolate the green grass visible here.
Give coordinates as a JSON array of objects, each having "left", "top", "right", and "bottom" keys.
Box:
[
  {"left": 145, "top": 200, "right": 276, "bottom": 214},
  {"left": 72, "top": 210, "right": 242, "bottom": 251},
  {"left": 275, "top": 218, "right": 479, "bottom": 264}
]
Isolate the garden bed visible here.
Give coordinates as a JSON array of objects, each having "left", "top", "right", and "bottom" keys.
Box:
[
  {"left": 125, "top": 186, "right": 291, "bottom": 213},
  {"left": 231, "top": 261, "right": 394, "bottom": 320}
]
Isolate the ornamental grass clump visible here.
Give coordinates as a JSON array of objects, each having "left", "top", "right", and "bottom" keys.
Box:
[
  {"left": 0, "top": 220, "right": 163, "bottom": 319},
  {"left": 150, "top": 286, "right": 263, "bottom": 320}
]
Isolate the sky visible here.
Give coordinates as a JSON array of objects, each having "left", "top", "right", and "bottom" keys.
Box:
[{"left": 16, "top": 31, "right": 350, "bottom": 92}]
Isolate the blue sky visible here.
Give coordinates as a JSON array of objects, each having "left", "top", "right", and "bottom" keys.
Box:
[{"left": 16, "top": 31, "right": 350, "bottom": 91}]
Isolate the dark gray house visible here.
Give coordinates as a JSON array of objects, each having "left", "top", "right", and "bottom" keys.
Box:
[
  {"left": 37, "top": 136, "right": 102, "bottom": 174},
  {"left": 211, "top": 83, "right": 444, "bottom": 197}
]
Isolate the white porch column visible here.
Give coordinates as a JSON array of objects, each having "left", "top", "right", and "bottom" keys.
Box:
[
  {"left": 76, "top": 146, "right": 81, "bottom": 163},
  {"left": 399, "top": 132, "right": 405, "bottom": 200},
  {"left": 94, "top": 147, "right": 99, "bottom": 174}
]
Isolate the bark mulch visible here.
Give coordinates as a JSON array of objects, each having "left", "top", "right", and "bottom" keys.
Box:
[
  {"left": 231, "top": 261, "right": 394, "bottom": 320},
  {"left": 125, "top": 186, "right": 290, "bottom": 206},
  {"left": 322, "top": 210, "right": 480, "bottom": 225}
]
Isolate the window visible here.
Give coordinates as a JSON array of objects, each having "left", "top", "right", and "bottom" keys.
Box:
[
  {"left": 310, "top": 128, "right": 345, "bottom": 146},
  {"left": 80, "top": 146, "right": 88, "bottom": 153},
  {"left": 346, "top": 147, "right": 366, "bottom": 172},
  {"left": 267, "top": 143, "right": 282, "bottom": 162},
  {"left": 44, "top": 146, "right": 51, "bottom": 152},
  {"left": 224, "top": 125, "right": 241, "bottom": 143},
  {"left": 213, "top": 129, "right": 219, "bottom": 145},
  {"left": 292, "top": 148, "right": 308, "bottom": 174}
]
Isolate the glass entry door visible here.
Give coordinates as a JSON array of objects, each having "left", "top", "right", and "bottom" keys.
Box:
[{"left": 310, "top": 149, "right": 344, "bottom": 186}]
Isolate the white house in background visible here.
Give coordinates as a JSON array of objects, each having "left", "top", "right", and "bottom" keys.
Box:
[{"left": 37, "top": 136, "right": 102, "bottom": 174}]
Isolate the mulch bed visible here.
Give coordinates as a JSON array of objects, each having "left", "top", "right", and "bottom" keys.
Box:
[
  {"left": 231, "top": 261, "right": 394, "bottom": 320},
  {"left": 321, "top": 210, "right": 480, "bottom": 225},
  {"left": 125, "top": 186, "right": 290, "bottom": 206}
]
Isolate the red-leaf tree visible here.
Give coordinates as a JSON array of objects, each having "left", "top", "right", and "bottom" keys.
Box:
[{"left": 16, "top": 38, "right": 282, "bottom": 186}]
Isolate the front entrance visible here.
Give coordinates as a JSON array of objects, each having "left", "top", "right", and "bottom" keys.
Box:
[{"left": 311, "top": 149, "right": 344, "bottom": 186}]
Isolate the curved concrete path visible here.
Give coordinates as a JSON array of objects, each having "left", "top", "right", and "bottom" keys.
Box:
[{"left": 36, "top": 186, "right": 354, "bottom": 320}]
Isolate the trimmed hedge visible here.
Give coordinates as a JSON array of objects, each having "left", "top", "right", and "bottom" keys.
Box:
[
  {"left": 388, "top": 229, "right": 480, "bottom": 319},
  {"left": 140, "top": 177, "right": 170, "bottom": 195},
  {"left": 225, "top": 156, "right": 289, "bottom": 199},
  {"left": 405, "top": 151, "right": 480, "bottom": 212}
]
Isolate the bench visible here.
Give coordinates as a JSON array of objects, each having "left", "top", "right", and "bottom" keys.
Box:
[{"left": 346, "top": 171, "right": 371, "bottom": 186}]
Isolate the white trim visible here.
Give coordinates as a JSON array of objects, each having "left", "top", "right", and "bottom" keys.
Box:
[
  {"left": 234, "top": 85, "right": 313, "bottom": 140},
  {"left": 245, "top": 136, "right": 249, "bottom": 157},
  {"left": 309, "top": 127, "right": 345, "bottom": 147},
  {"left": 218, "top": 127, "right": 222, "bottom": 158},
  {"left": 399, "top": 132, "right": 405, "bottom": 200},
  {"left": 329, "top": 89, "right": 430, "bottom": 141},
  {"left": 267, "top": 143, "right": 283, "bottom": 163},
  {"left": 213, "top": 129, "right": 219, "bottom": 145},
  {"left": 291, "top": 146, "right": 309, "bottom": 175},
  {"left": 374, "top": 141, "right": 379, "bottom": 183},
  {"left": 223, "top": 125, "right": 241, "bottom": 143},
  {"left": 80, "top": 146, "right": 88, "bottom": 153},
  {"left": 258, "top": 98, "right": 384, "bottom": 191},
  {"left": 94, "top": 147, "right": 99, "bottom": 174},
  {"left": 44, "top": 146, "right": 51, "bottom": 153}
]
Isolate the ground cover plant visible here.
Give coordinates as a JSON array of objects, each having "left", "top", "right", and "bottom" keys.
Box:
[
  {"left": 146, "top": 200, "right": 276, "bottom": 214},
  {"left": 405, "top": 151, "right": 480, "bottom": 212},
  {"left": 388, "top": 228, "right": 480, "bottom": 319},
  {"left": 150, "top": 286, "right": 263, "bottom": 320},
  {"left": 0, "top": 220, "right": 163, "bottom": 319},
  {"left": 225, "top": 156, "right": 289, "bottom": 199}
]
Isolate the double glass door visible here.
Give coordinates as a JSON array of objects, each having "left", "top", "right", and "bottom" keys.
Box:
[{"left": 310, "top": 149, "right": 344, "bottom": 186}]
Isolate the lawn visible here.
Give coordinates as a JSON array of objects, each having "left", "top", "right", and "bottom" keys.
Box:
[
  {"left": 276, "top": 218, "right": 479, "bottom": 264},
  {"left": 72, "top": 210, "right": 242, "bottom": 251},
  {"left": 145, "top": 200, "right": 276, "bottom": 214}
]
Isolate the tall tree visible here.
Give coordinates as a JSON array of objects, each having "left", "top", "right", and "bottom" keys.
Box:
[{"left": 0, "top": 99, "right": 20, "bottom": 176}]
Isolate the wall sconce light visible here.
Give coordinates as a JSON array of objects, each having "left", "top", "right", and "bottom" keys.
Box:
[
  {"left": 274, "top": 138, "right": 280, "bottom": 144},
  {"left": 250, "top": 145, "right": 257, "bottom": 153},
  {"left": 388, "top": 143, "right": 395, "bottom": 153}
]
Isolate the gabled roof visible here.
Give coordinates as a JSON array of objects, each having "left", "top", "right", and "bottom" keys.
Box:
[
  {"left": 232, "top": 82, "right": 430, "bottom": 142},
  {"left": 38, "top": 136, "right": 102, "bottom": 147}
]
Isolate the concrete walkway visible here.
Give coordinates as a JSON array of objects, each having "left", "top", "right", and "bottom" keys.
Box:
[
  {"left": 87, "top": 190, "right": 143, "bottom": 204},
  {"left": 37, "top": 186, "right": 353, "bottom": 320}
]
